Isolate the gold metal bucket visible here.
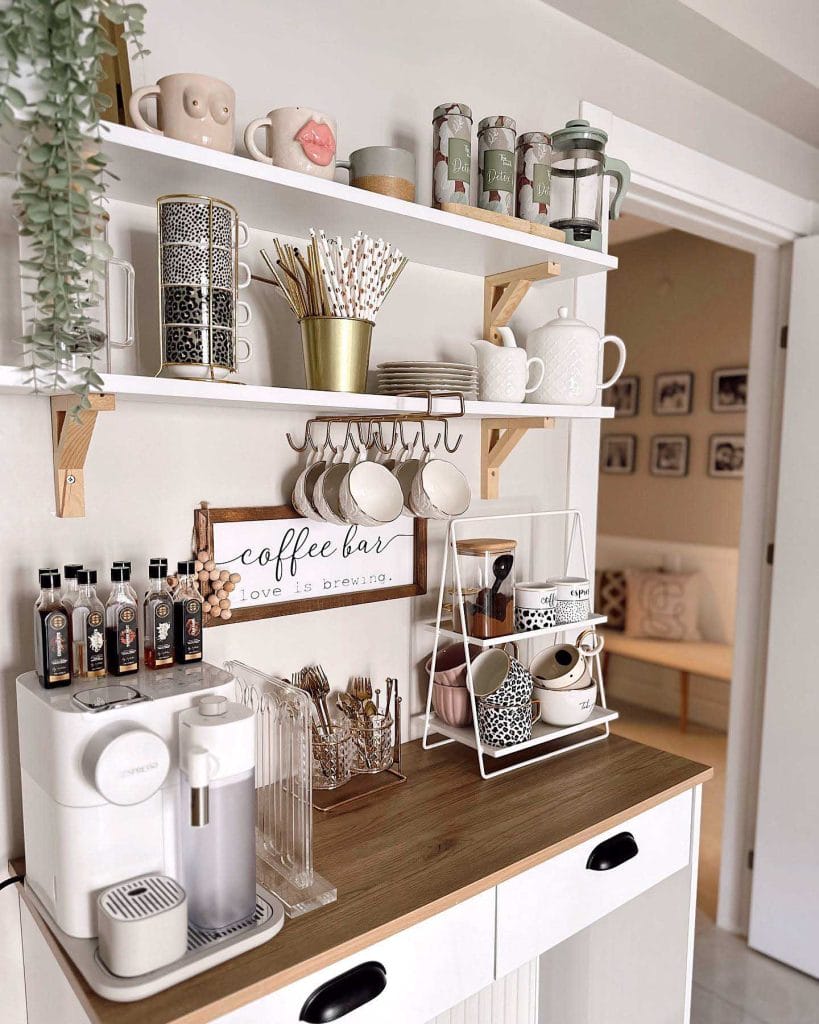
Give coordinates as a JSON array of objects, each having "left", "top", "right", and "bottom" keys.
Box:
[{"left": 300, "top": 316, "right": 373, "bottom": 393}]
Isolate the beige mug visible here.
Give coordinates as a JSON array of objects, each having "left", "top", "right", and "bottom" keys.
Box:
[
  {"left": 129, "top": 74, "right": 235, "bottom": 153},
  {"left": 244, "top": 107, "right": 337, "bottom": 179},
  {"left": 338, "top": 146, "right": 416, "bottom": 201}
]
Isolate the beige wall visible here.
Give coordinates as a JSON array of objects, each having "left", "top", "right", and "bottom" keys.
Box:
[{"left": 599, "top": 230, "right": 753, "bottom": 547}]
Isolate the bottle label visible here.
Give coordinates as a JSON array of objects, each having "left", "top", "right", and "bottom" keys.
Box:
[
  {"left": 152, "top": 599, "right": 174, "bottom": 666},
  {"left": 482, "top": 149, "right": 513, "bottom": 193},
  {"left": 176, "top": 598, "right": 203, "bottom": 662},
  {"left": 44, "top": 610, "right": 70, "bottom": 684},
  {"left": 115, "top": 606, "right": 139, "bottom": 672},
  {"left": 85, "top": 610, "right": 105, "bottom": 674},
  {"left": 533, "top": 162, "right": 551, "bottom": 203},
  {"left": 447, "top": 138, "right": 471, "bottom": 182}
]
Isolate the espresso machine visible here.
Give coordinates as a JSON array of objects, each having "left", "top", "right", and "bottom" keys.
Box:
[{"left": 16, "top": 662, "right": 284, "bottom": 1001}]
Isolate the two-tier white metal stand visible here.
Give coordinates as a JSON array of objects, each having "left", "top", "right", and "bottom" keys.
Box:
[{"left": 422, "top": 510, "right": 618, "bottom": 779}]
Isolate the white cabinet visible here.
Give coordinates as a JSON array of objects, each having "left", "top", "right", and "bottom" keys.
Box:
[
  {"left": 215, "top": 889, "right": 495, "bottom": 1024},
  {"left": 495, "top": 791, "right": 692, "bottom": 976}
]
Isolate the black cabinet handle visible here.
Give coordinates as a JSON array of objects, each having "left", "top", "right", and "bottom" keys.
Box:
[
  {"left": 586, "top": 831, "right": 639, "bottom": 871},
  {"left": 299, "top": 961, "right": 387, "bottom": 1022}
]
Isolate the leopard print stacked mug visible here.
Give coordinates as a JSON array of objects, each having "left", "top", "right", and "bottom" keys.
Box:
[{"left": 157, "top": 195, "right": 252, "bottom": 380}]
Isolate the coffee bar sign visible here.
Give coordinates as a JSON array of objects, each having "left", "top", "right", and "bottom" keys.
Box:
[{"left": 194, "top": 506, "right": 427, "bottom": 624}]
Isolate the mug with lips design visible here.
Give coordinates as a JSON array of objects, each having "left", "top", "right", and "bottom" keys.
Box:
[
  {"left": 129, "top": 74, "right": 236, "bottom": 153},
  {"left": 244, "top": 107, "right": 338, "bottom": 178}
]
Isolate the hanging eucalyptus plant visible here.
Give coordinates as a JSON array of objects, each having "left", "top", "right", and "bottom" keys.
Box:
[{"left": 0, "top": 1, "right": 147, "bottom": 409}]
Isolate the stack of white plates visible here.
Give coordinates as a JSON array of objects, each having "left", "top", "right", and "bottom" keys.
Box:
[{"left": 376, "top": 361, "right": 478, "bottom": 399}]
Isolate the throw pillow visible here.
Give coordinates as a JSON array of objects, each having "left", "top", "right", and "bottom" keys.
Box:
[
  {"left": 624, "top": 569, "right": 701, "bottom": 641},
  {"left": 596, "top": 569, "right": 627, "bottom": 631}
]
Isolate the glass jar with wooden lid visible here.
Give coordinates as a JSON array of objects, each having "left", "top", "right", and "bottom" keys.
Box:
[{"left": 455, "top": 538, "right": 517, "bottom": 638}]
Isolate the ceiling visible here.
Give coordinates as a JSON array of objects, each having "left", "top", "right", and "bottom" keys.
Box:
[{"left": 542, "top": 0, "right": 819, "bottom": 147}]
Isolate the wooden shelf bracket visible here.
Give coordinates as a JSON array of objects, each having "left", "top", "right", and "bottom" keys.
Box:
[
  {"left": 50, "top": 394, "right": 116, "bottom": 518},
  {"left": 481, "top": 416, "right": 554, "bottom": 499},
  {"left": 483, "top": 260, "right": 561, "bottom": 344}
]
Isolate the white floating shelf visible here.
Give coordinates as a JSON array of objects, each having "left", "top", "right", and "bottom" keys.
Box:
[
  {"left": 83, "top": 124, "right": 616, "bottom": 280},
  {"left": 426, "top": 614, "right": 608, "bottom": 648},
  {"left": 0, "top": 366, "right": 616, "bottom": 420},
  {"left": 427, "top": 707, "right": 619, "bottom": 758}
]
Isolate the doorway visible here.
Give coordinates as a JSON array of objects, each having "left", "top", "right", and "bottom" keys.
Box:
[{"left": 597, "top": 213, "right": 753, "bottom": 921}]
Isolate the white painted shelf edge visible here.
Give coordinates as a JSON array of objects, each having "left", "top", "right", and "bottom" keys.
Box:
[
  {"left": 426, "top": 707, "right": 619, "bottom": 758},
  {"left": 0, "top": 366, "right": 616, "bottom": 419},
  {"left": 425, "top": 613, "right": 608, "bottom": 648}
]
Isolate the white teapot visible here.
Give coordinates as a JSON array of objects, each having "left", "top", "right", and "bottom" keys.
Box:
[{"left": 509, "top": 307, "right": 626, "bottom": 406}]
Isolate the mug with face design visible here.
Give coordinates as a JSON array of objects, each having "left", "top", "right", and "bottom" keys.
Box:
[
  {"left": 129, "top": 74, "right": 235, "bottom": 153},
  {"left": 244, "top": 107, "right": 337, "bottom": 179}
]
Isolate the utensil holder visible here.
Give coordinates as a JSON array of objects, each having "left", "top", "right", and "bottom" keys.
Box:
[
  {"left": 351, "top": 715, "right": 394, "bottom": 774},
  {"left": 300, "top": 316, "right": 373, "bottom": 393},
  {"left": 312, "top": 724, "right": 354, "bottom": 790}
]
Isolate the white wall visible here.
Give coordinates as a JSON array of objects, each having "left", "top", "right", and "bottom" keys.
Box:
[{"left": 3, "top": 1, "right": 819, "bottom": 1019}]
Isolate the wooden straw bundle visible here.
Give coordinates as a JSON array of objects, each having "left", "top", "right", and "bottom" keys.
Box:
[{"left": 260, "top": 229, "right": 408, "bottom": 323}]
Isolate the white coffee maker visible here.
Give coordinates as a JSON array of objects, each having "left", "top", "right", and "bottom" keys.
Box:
[{"left": 16, "top": 662, "right": 284, "bottom": 1001}]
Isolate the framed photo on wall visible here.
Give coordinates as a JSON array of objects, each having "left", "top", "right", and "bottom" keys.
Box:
[
  {"left": 712, "top": 367, "right": 749, "bottom": 412},
  {"left": 709, "top": 434, "right": 745, "bottom": 477},
  {"left": 650, "top": 435, "right": 689, "bottom": 477},
  {"left": 653, "top": 372, "right": 693, "bottom": 415},
  {"left": 604, "top": 375, "right": 640, "bottom": 417},
  {"left": 601, "top": 434, "right": 636, "bottom": 474}
]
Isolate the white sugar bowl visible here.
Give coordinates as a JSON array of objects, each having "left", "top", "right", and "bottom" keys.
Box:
[{"left": 524, "top": 306, "right": 626, "bottom": 405}]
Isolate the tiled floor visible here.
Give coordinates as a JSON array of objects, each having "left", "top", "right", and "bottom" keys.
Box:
[{"left": 612, "top": 704, "right": 819, "bottom": 1023}]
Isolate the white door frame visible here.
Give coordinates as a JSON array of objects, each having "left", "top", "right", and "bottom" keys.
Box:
[{"left": 581, "top": 100, "right": 818, "bottom": 936}]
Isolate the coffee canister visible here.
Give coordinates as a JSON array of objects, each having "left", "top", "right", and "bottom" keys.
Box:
[
  {"left": 432, "top": 102, "right": 472, "bottom": 209},
  {"left": 478, "top": 116, "right": 516, "bottom": 216},
  {"left": 516, "top": 132, "right": 552, "bottom": 224}
]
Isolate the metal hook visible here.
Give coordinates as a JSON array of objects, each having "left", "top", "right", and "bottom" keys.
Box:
[
  {"left": 441, "top": 418, "right": 463, "bottom": 453},
  {"left": 356, "top": 421, "right": 375, "bottom": 450},
  {"left": 375, "top": 421, "right": 397, "bottom": 454},
  {"left": 343, "top": 421, "right": 360, "bottom": 456},
  {"left": 324, "top": 421, "right": 340, "bottom": 455},
  {"left": 286, "top": 420, "right": 318, "bottom": 453}
]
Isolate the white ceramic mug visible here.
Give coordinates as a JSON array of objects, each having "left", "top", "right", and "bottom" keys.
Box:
[
  {"left": 339, "top": 459, "right": 404, "bottom": 526},
  {"left": 130, "top": 74, "right": 235, "bottom": 153},
  {"left": 409, "top": 456, "right": 471, "bottom": 520},
  {"left": 515, "top": 582, "right": 557, "bottom": 609},
  {"left": 244, "top": 107, "right": 338, "bottom": 179},
  {"left": 292, "top": 447, "right": 330, "bottom": 521},
  {"left": 547, "top": 576, "right": 591, "bottom": 624},
  {"left": 313, "top": 449, "right": 355, "bottom": 525},
  {"left": 535, "top": 680, "right": 597, "bottom": 727}
]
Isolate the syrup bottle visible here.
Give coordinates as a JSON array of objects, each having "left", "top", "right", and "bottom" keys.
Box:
[
  {"left": 173, "top": 560, "right": 204, "bottom": 664},
  {"left": 106, "top": 565, "right": 140, "bottom": 676},
  {"left": 34, "top": 571, "right": 71, "bottom": 688},
  {"left": 71, "top": 569, "right": 106, "bottom": 680},
  {"left": 144, "top": 559, "right": 175, "bottom": 670},
  {"left": 113, "top": 560, "right": 139, "bottom": 604},
  {"left": 61, "top": 564, "right": 83, "bottom": 612}
]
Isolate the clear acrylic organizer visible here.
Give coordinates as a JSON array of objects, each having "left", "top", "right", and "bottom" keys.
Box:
[{"left": 229, "top": 660, "right": 336, "bottom": 918}]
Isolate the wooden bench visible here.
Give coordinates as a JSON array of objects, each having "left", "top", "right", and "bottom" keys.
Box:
[{"left": 600, "top": 628, "right": 733, "bottom": 732}]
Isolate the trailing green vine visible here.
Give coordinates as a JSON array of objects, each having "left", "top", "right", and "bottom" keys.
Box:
[{"left": 0, "top": 1, "right": 147, "bottom": 409}]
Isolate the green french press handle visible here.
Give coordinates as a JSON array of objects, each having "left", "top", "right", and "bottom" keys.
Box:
[{"left": 604, "top": 156, "right": 631, "bottom": 220}]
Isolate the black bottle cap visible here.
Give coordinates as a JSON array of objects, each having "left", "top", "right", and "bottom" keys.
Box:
[
  {"left": 149, "top": 557, "right": 168, "bottom": 566},
  {"left": 63, "top": 564, "right": 83, "bottom": 580},
  {"left": 111, "top": 565, "right": 131, "bottom": 583},
  {"left": 113, "top": 560, "right": 132, "bottom": 570},
  {"left": 177, "top": 559, "right": 196, "bottom": 575},
  {"left": 77, "top": 569, "right": 97, "bottom": 585},
  {"left": 41, "top": 571, "right": 61, "bottom": 589},
  {"left": 38, "top": 567, "right": 59, "bottom": 579},
  {"left": 149, "top": 563, "right": 167, "bottom": 579}
]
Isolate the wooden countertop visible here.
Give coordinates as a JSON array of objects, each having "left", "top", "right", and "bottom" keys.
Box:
[{"left": 19, "top": 734, "right": 711, "bottom": 1024}]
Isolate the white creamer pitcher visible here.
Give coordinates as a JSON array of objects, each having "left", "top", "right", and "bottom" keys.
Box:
[
  {"left": 523, "top": 306, "right": 626, "bottom": 405},
  {"left": 472, "top": 335, "right": 545, "bottom": 404}
]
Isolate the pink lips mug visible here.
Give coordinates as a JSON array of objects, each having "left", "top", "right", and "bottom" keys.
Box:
[{"left": 244, "top": 107, "right": 338, "bottom": 179}]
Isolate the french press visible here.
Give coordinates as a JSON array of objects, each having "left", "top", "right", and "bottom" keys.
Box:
[{"left": 549, "top": 119, "right": 630, "bottom": 251}]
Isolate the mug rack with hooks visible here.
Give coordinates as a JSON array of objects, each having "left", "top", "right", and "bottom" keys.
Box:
[{"left": 286, "top": 390, "right": 466, "bottom": 457}]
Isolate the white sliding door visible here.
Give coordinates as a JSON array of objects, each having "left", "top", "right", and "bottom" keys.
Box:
[{"left": 749, "top": 235, "right": 819, "bottom": 978}]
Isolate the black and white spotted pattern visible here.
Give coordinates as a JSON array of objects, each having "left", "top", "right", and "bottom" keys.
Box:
[
  {"left": 164, "top": 326, "right": 206, "bottom": 364},
  {"left": 159, "top": 200, "right": 235, "bottom": 248},
  {"left": 555, "top": 599, "right": 591, "bottom": 625},
  {"left": 211, "top": 329, "right": 235, "bottom": 368},
  {"left": 162, "top": 286, "right": 234, "bottom": 328},
  {"left": 477, "top": 699, "right": 535, "bottom": 747},
  {"left": 482, "top": 655, "right": 533, "bottom": 706},
  {"left": 514, "top": 606, "right": 558, "bottom": 632},
  {"left": 161, "top": 244, "right": 234, "bottom": 288}
]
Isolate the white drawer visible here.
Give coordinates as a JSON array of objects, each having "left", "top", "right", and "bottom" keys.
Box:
[
  {"left": 496, "top": 790, "right": 692, "bottom": 976},
  {"left": 216, "top": 888, "right": 495, "bottom": 1024}
]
